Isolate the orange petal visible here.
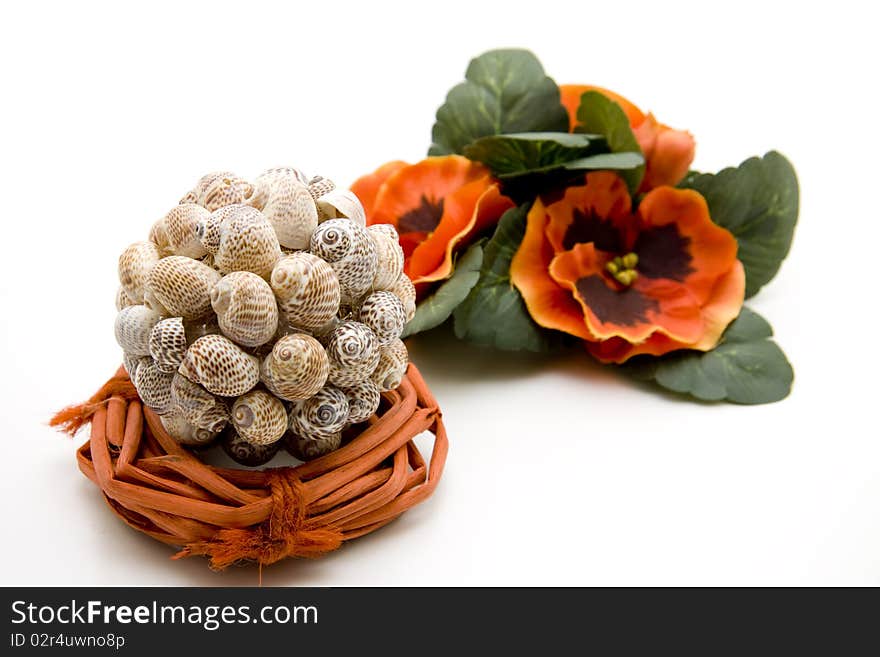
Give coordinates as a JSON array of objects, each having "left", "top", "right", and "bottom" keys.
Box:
[
  {"left": 634, "top": 115, "right": 695, "bottom": 190},
  {"left": 510, "top": 199, "right": 597, "bottom": 340},
  {"left": 559, "top": 84, "right": 646, "bottom": 131},
  {"left": 351, "top": 160, "right": 408, "bottom": 221}
]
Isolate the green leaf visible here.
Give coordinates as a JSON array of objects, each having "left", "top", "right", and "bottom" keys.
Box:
[
  {"left": 678, "top": 151, "right": 799, "bottom": 298},
  {"left": 575, "top": 90, "right": 645, "bottom": 193},
  {"left": 453, "top": 204, "right": 565, "bottom": 352},
  {"left": 401, "top": 241, "right": 484, "bottom": 338},
  {"left": 429, "top": 49, "right": 570, "bottom": 156},
  {"left": 463, "top": 132, "right": 605, "bottom": 176},
  {"left": 622, "top": 307, "right": 794, "bottom": 404}
]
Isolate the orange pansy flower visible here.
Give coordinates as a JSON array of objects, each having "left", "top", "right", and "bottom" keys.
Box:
[
  {"left": 510, "top": 172, "right": 744, "bottom": 363},
  {"left": 559, "top": 84, "right": 696, "bottom": 192},
  {"left": 352, "top": 155, "right": 515, "bottom": 290}
]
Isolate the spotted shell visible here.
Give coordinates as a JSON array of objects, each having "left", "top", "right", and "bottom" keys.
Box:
[
  {"left": 288, "top": 385, "right": 349, "bottom": 440},
  {"left": 170, "top": 373, "right": 229, "bottom": 432},
  {"left": 183, "top": 171, "right": 234, "bottom": 205},
  {"left": 149, "top": 317, "right": 187, "bottom": 373},
  {"left": 307, "top": 176, "right": 335, "bottom": 202},
  {"left": 123, "top": 353, "right": 150, "bottom": 380},
  {"left": 178, "top": 334, "right": 260, "bottom": 397},
  {"left": 231, "top": 390, "right": 288, "bottom": 446},
  {"left": 358, "top": 291, "right": 406, "bottom": 346},
  {"left": 368, "top": 224, "right": 405, "bottom": 290},
  {"left": 325, "top": 320, "right": 380, "bottom": 387},
  {"left": 133, "top": 359, "right": 174, "bottom": 414},
  {"left": 152, "top": 204, "right": 211, "bottom": 258},
  {"left": 198, "top": 173, "right": 254, "bottom": 212},
  {"left": 115, "top": 286, "right": 137, "bottom": 311},
  {"left": 371, "top": 338, "right": 408, "bottom": 391},
  {"left": 270, "top": 252, "right": 340, "bottom": 331},
  {"left": 145, "top": 255, "right": 221, "bottom": 319},
  {"left": 261, "top": 333, "right": 329, "bottom": 401},
  {"left": 114, "top": 305, "right": 161, "bottom": 356},
  {"left": 118, "top": 241, "right": 160, "bottom": 301},
  {"left": 343, "top": 379, "right": 381, "bottom": 424},
  {"left": 208, "top": 205, "right": 282, "bottom": 279},
  {"left": 248, "top": 167, "right": 310, "bottom": 210},
  {"left": 310, "top": 219, "right": 377, "bottom": 303},
  {"left": 160, "top": 410, "right": 221, "bottom": 447},
  {"left": 284, "top": 431, "right": 341, "bottom": 462},
  {"left": 388, "top": 274, "right": 417, "bottom": 323},
  {"left": 315, "top": 189, "right": 366, "bottom": 226},
  {"left": 222, "top": 429, "right": 281, "bottom": 466},
  {"left": 211, "top": 271, "right": 278, "bottom": 347},
  {"left": 261, "top": 177, "right": 318, "bottom": 249}
]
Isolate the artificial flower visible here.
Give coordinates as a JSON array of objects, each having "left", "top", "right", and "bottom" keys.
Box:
[
  {"left": 559, "top": 84, "right": 696, "bottom": 192},
  {"left": 510, "top": 172, "right": 744, "bottom": 363}
]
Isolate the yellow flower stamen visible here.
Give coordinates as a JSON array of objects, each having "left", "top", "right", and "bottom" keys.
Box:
[{"left": 607, "top": 252, "right": 640, "bottom": 287}]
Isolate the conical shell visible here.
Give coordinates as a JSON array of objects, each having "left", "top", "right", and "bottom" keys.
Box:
[
  {"left": 343, "top": 379, "right": 381, "bottom": 424},
  {"left": 388, "top": 274, "right": 416, "bottom": 323},
  {"left": 149, "top": 317, "right": 188, "bottom": 373},
  {"left": 231, "top": 390, "right": 288, "bottom": 446},
  {"left": 178, "top": 334, "right": 260, "bottom": 397},
  {"left": 284, "top": 431, "right": 341, "bottom": 462},
  {"left": 248, "top": 167, "right": 310, "bottom": 210},
  {"left": 368, "top": 224, "right": 405, "bottom": 290},
  {"left": 315, "top": 189, "right": 366, "bottom": 226},
  {"left": 310, "top": 219, "right": 377, "bottom": 303},
  {"left": 115, "top": 286, "right": 137, "bottom": 311},
  {"left": 170, "top": 373, "right": 229, "bottom": 432},
  {"left": 212, "top": 205, "right": 282, "bottom": 279},
  {"left": 118, "top": 241, "right": 160, "bottom": 301},
  {"left": 152, "top": 204, "right": 211, "bottom": 258},
  {"left": 222, "top": 429, "right": 281, "bottom": 466},
  {"left": 145, "top": 255, "right": 221, "bottom": 320},
  {"left": 371, "top": 338, "right": 408, "bottom": 391},
  {"left": 211, "top": 271, "right": 279, "bottom": 347},
  {"left": 325, "top": 320, "right": 380, "bottom": 387},
  {"left": 133, "top": 359, "right": 174, "bottom": 414},
  {"left": 262, "top": 177, "right": 318, "bottom": 249},
  {"left": 358, "top": 290, "right": 406, "bottom": 346},
  {"left": 307, "top": 176, "right": 335, "bottom": 202},
  {"left": 198, "top": 173, "right": 255, "bottom": 212},
  {"left": 160, "top": 410, "right": 221, "bottom": 446},
  {"left": 270, "top": 253, "right": 340, "bottom": 331},
  {"left": 114, "top": 305, "right": 161, "bottom": 356},
  {"left": 261, "top": 333, "right": 329, "bottom": 401},
  {"left": 288, "top": 385, "right": 349, "bottom": 440}
]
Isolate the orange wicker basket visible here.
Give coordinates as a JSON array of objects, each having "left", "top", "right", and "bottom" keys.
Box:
[{"left": 51, "top": 363, "right": 447, "bottom": 570}]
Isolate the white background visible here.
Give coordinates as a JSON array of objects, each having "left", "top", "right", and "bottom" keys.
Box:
[{"left": 1, "top": 0, "right": 878, "bottom": 586}]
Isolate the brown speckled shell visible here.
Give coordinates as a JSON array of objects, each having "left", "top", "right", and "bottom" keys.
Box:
[
  {"left": 170, "top": 373, "right": 229, "bottom": 433},
  {"left": 371, "top": 338, "right": 409, "bottom": 391},
  {"left": 288, "top": 385, "right": 349, "bottom": 440},
  {"left": 342, "top": 379, "right": 381, "bottom": 424},
  {"left": 212, "top": 205, "right": 282, "bottom": 279},
  {"left": 133, "top": 359, "right": 174, "bottom": 414},
  {"left": 118, "top": 241, "right": 160, "bottom": 302},
  {"left": 115, "top": 286, "right": 138, "bottom": 312},
  {"left": 284, "top": 431, "right": 342, "bottom": 462},
  {"left": 248, "top": 167, "right": 310, "bottom": 211},
  {"left": 222, "top": 429, "right": 281, "bottom": 466},
  {"left": 178, "top": 334, "right": 260, "bottom": 397},
  {"left": 388, "top": 274, "right": 417, "bottom": 323},
  {"left": 231, "top": 390, "right": 288, "bottom": 446},
  {"left": 114, "top": 305, "right": 162, "bottom": 356},
  {"left": 198, "top": 173, "right": 255, "bottom": 212},
  {"left": 368, "top": 224, "right": 405, "bottom": 290},
  {"left": 270, "top": 252, "right": 340, "bottom": 331},
  {"left": 153, "top": 204, "right": 211, "bottom": 258},
  {"left": 358, "top": 291, "right": 406, "bottom": 346},
  {"left": 325, "top": 320, "right": 380, "bottom": 387},
  {"left": 160, "top": 410, "right": 221, "bottom": 446},
  {"left": 261, "top": 333, "right": 329, "bottom": 402},
  {"left": 122, "top": 353, "right": 150, "bottom": 381},
  {"left": 307, "top": 176, "right": 336, "bottom": 202},
  {"left": 261, "top": 177, "right": 318, "bottom": 249},
  {"left": 211, "top": 271, "right": 279, "bottom": 348},
  {"left": 310, "top": 219, "right": 377, "bottom": 303},
  {"left": 315, "top": 189, "right": 366, "bottom": 225},
  {"left": 146, "top": 255, "right": 221, "bottom": 320},
  {"left": 149, "top": 317, "right": 188, "bottom": 374}
]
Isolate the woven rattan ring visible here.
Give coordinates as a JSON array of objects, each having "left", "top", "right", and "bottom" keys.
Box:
[{"left": 51, "top": 363, "right": 447, "bottom": 570}]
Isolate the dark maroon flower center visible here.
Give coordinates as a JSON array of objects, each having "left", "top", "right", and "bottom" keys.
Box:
[{"left": 398, "top": 195, "right": 445, "bottom": 234}]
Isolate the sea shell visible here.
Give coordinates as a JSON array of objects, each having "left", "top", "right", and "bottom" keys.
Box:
[
  {"left": 160, "top": 410, "right": 221, "bottom": 446},
  {"left": 261, "top": 177, "right": 318, "bottom": 249},
  {"left": 368, "top": 224, "right": 405, "bottom": 290},
  {"left": 122, "top": 353, "right": 150, "bottom": 380},
  {"left": 310, "top": 219, "right": 377, "bottom": 303},
  {"left": 198, "top": 173, "right": 255, "bottom": 212},
  {"left": 114, "top": 305, "right": 161, "bottom": 356},
  {"left": 115, "top": 286, "right": 137, "bottom": 311},
  {"left": 288, "top": 385, "right": 349, "bottom": 440},
  {"left": 284, "top": 431, "right": 341, "bottom": 462},
  {"left": 170, "top": 373, "right": 229, "bottom": 432},
  {"left": 118, "top": 241, "right": 160, "bottom": 302},
  {"left": 133, "top": 359, "right": 174, "bottom": 414},
  {"left": 358, "top": 291, "right": 406, "bottom": 346},
  {"left": 315, "top": 189, "right": 366, "bottom": 226},
  {"left": 248, "top": 167, "right": 310, "bottom": 210},
  {"left": 152, "top": 204, "right": 211, "bottom": 258},
  {"left": 208, "top": 205, "right": 282, "bottom": 279},
  {"left": 388, "top": 274, "right": 417, "bottom": 323},
  {"left": 149, "top": 317, "right": 187, "bottom": 374},
  {"left": 183, "top": 171, "right": 235, "bottom": 205},
  {"left": 325, "top": 320, "right": 380, "bottom": 387},
  {"left": 145, "top": 255, "right": 221, "bottom": 319},
  {"left": 371, "top": 338, "right": 408, "bottom": 391},
  {"left": 261, "top": 333, "right": 329, "bottom": 401},
  {"left": 211, "top": 271, "right": 279, "bottom": 347},
  {"left": 343, "top": 379, "right": 381, "bottom": 424},
  {"left": 307, "top": 176, "right": 335, "bottom": 202},
  {"left": 195, "top": 209, "right": 223, "bottom": 255},
  {"left": 270, "top": 252, "right": 340, "bottom": 331},
  {"left": 231, "top": 390, "right": 288, "bottom": 446},
  {"left": 178, "top": 334, "right": 260, "bottom": 397},
  {"left": 222, "top": 429, "right": 281, "bottom": 466}
]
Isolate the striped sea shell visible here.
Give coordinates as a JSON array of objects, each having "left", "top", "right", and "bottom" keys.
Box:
[
  {"left": 284, "top": 431, "right": 341, "bottom": 462},
  {"left": 211, "top": 271, "right": 279, "bottom": 348},
  {"left": 325, "top": 320, "right": 380, "bottom": 387},
  {"left": 261, "top": 333, "right": 329, "bottom": 402},
  {"left": 231, "top": 390, "right": 288, "bottom": 446},
  {"left": 133, "top": 359, "right": 174, "bottom": 414},
  {"left": 160, "top": 410, "right": 221, "bottom": 447},
  {"left": 371, "top": 338, "right": 408, "bottom": 391},
  {"left": 114, "top": 305, "right": 162, "bottom": 356},
  {"left": 315, "top": 189, "right": 366, "bottom": 226},
  {"left": 288, "top": 385, "right": 349, "bottom": 441},
  {"left": 145, "top": 255, "right": 221, "bottom": 319},
  {"left": 210, "top": 205, "right": 282, "bottom": 279},
  {"left": 149, "top": 317, "right": 187, "bottom": 374},
  {"left": 222, "top": 429, "right": 281, "bottom": 466},
  {"left": 118, "top": 241, "right": 160, "bottom": 302},
  {"left": 152, "top": 204, "right": 211, "bottom": 258},
  {"left": 343, "top": 379, "right": 381, "bottom": 424},
  {"left": 270, "top": 252, "right": 340, "bottom": 331},
  {"left": 358, "top": 291, "right": 406, "bottom": 346},
  {"left": 310, "top": 219, "right": 377, "bottom": 303},
  {"left": 178, "top": 334, "right": 260, "bottom": 397},
  {"left": 368, "top": 224, "right": 405, "bottom": 290},
  {"left": 388, "top": 274, "right": 416, "bottom": 323},
  {"left": 170, "top": 373, "right": 229, "bottom": 432},
  {"left": 261, "top": 177, "right": 318, "bottom": 249}
]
